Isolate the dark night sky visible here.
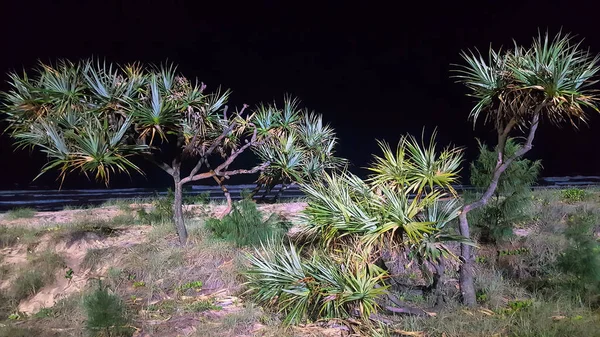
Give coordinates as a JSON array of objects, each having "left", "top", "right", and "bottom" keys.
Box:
[{"left": 1, "top": 0, "right": 599, "bottom": 190}]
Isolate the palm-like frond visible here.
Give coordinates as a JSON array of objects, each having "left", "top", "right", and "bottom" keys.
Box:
[
  {"left": 246, "top": 240, "right": 389, "bottom": 324},
  {"left": 131, "top": 75, "right": 179, "bottom": 144},
  {"left": 369, "top": 132, "right": 462, "bottom": 197},
  {"left": 299, "top": 172, "right": 379, "bottom": 245},
  {"left": 403, "top": 132, "right": 463, "bottom": 196},
  {"left": 455, "top": 31, "right": 600, "bottom": 128},
  {"left": 368, "top": 139, "right": 410, "bottom": 191},
  {"left": 83, "top": 59, "right": 127, "bottom": 104}
]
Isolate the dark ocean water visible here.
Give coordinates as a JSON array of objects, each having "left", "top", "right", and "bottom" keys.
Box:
[{"left": 0, "top": 176, "right": 598, "bottom": 212}]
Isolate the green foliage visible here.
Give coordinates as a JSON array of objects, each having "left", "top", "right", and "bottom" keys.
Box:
[
  {"left": 132, "top": 281, "right": 145, "bottom": 288},
  {"left": 252, "top": 99, "right": 345, "bottom": 193},
  {"left": 137, "top": 191, "right": 175, "bottom": 225},
  {"left": 206, "top": 200, "right": 290, "bottom": 247},
  {"left": 246, "top": 241, "right": 389, "bottom": 324},
  {"left": 557, "top": 211, "right": 600, "bottom": 302},
  {"left": 64, "top": 267, "right": 74, "bottom": 280},
  {"left": 562, "top": 188, "right": 586, "bottom": 203},
  {"left": 299, "top": 133, "right": 463, "bottom": 247},
  {"left": 468, "top": 139, "right": 541, "bottom": 242},
  {"left": 82, "top": 247, "right": 114, "bottom": 270},
  {"left": 401, "top": 298, "right": 600, "bottom": 337},
  {"left": 184, "top": 191, "right": 210, "bottom": 205},
  {"left": 455, "top": 31, "right": 600, "bottom": 128},
  {"left": 12, "top": 270, "right": 44, "bottom": 300},
  {"left": 186, "top": 299, "right": 221, "bottom": 312},
  {"left": 83, "top": 281, "right": 132, "bottom": 336},
  {"left": 178, "top": 280, "right": 203, "bottom": 291},
  {"left": 137, "top": 189, "right": 200, "bottom": 225},
  {"left": 4, "top": 208, "right": 36, "bottom": 220}
]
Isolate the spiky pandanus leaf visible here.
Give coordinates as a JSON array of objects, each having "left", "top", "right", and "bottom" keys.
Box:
[
  {"left": 300, "top": 132, "right": 462, "bottom": 249},
  {"left": 246, "top": 241, "right": 389, "bottom": 324},
  {"left": 455, "top": 31, "right": 600, "bottom": 129}
]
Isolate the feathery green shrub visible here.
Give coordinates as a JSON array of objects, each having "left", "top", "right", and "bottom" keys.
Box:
[
  {"left": 83, "top": 281, "right": 132, "bottom": 336},
  {"left": 468, "top": 139, "right": 541, "bottom": 242},
  {"left": 206, "top": 200, "right": 290, "bottom": 247},
  {"left": 557, "top": 211, "right": 600, "bottom": 303}
]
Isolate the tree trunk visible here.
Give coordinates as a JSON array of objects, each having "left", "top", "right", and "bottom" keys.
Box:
[
  {"left": 432, "top": 260, "right": 447, "bottom": 307},
  {"left": 457, "top": 113, "right": 540, "bottom": 306},
  {"left": 172, "top": 171, "right": 188, "bottom": 245},
  {"left": 458, "top": 212, "right": 476, "bottom": 306}
]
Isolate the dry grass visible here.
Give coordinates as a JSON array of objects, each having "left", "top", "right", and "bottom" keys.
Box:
[{"left": 0, "top": 195, "right": 599, "bottom": 336}]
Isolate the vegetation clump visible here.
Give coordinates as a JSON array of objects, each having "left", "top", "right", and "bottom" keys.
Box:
[
  {"left": 206, "top": 199, "right": 290, "bottom": 247},
  {"left": 557, "top": 211, "right": 600, "bottom": 303},
  {"left": 468, "top": 138, "right": 541, "bottom": 242},
  {"left": 562, "top": 188, "right": 587, "bottom": 203},
  {"left": 246, "top": 241, "right": 388, "bottom": 324},
  {"left": 83, "top": 282, "right": 132, "bottom": 337},
  {"left": 4, "top": 208, "right": 36, "bottom": 220}
]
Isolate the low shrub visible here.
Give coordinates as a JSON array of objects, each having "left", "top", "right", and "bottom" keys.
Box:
[
  {"left": 81, "top": 247, "right": 115, "bottom": 270},
  {"left": 83, "top": 281, "right": 132, "bottom": 336},
  {"left": 137, "top": 189, "right": 196, "bottom": 225},
  {"left": 206, "top": 200, "right": 290, "bottom": 247},
  {"left": 186, "top": 299, "right": 221, "bottom": 312},
  {"left": 400, "top": 298, "right": 600, "bottom": 337},
  {"left": 557, "top": 211, "right": 600, "bottom": 303},
  {"left": 184, "top": 191, "right": 211, "bottom": 205},
  {"left": 246, "top": 241, "right": 388, "bottom": 324},
  {"left": 468, "top": 139, "right": 541, "bottom": 243},
  {"left": 4, "top": 207, "right": 36, "bottom": 220},
  {"left": 12, "top": 270, "right": 45, "bottom": 301},
  {"left": 562, "top": 188, "right": 586, "bottom": 203}
]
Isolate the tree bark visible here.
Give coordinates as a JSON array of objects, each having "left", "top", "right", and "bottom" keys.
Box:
[
  {"left": 432, "top": 260, "right": 446, "bottom": 307},
  {"left": 457, "top": 112, "right": 540, "bottom": 306},
  {"left": 458, "top": 211, "right": 476, "bottom": 306},
  {"left": 171, "top": 163, "right": 188, "bottom": 245}
]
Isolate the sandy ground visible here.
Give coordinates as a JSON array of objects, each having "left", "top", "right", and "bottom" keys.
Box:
[{"left": 0, "top": 202, "right": 308, "bottom": 228}]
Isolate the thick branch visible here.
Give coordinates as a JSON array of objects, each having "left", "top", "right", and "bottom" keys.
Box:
[
  {"left": 497, "top": 118, "right": 517, "bottom": 164},
  {"left": 464, "top": 113, "right": 540, "bottom": 213},
  {"left": 184, "top": 121, "right": 240, "bottom": 181},
  {"left": 180, "top": 128, "right": 262, "bottom": 185},
  {"left": 220, "top": 162, "right": 269, "bottom": 179},
  {"left": 214, "top": 128, "right": 259, "bottom": 172}
]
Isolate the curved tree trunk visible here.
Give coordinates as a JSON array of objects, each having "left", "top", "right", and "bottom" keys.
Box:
[{"left": 457, "top": 113, "right": 540, "bottom": 306}]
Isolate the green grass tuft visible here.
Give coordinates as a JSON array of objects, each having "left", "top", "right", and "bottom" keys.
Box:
[{"left": 4, "top": 208, "right": 36, "bottom": 220}]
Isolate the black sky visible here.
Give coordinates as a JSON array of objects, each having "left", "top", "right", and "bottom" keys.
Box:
[{"left": 1, "top": 0, "right": 599, "bottom": 189}]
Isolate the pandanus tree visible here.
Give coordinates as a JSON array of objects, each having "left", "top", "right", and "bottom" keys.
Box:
[
  {"left": 250, "top": 97, "right": 345, "bottom": 200},
  {"left": 454, "top": 31, "right": 600, "bottom": 305},
  {"left": 1, "top": 60, "right": 331, "bottom": 244},
  {"left": 246, "top": 133, "right": 466, "bottom": 323},
  {"left": 298, "top": 133, "right": 467, "bottom": 297}
]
